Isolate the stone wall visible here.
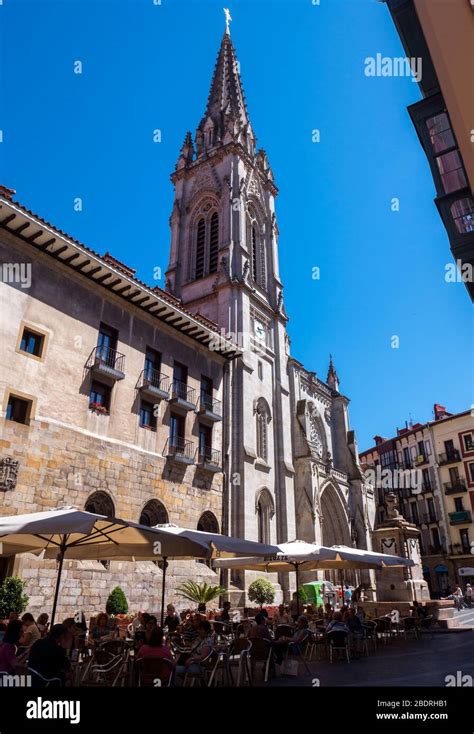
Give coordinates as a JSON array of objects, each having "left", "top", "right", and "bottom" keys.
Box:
[{"left": 0, "top": 415, "right": 224, "bottom": 619}]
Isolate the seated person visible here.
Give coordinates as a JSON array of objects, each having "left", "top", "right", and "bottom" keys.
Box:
[
  {"left": 182, "top": 614, "right": 202, "bottom": 647},
  {"left": 175, "top": 620, "right": 214, "bottom": 679},
  {"left": 19, "top": 613, "right": 41, "bottom": 651},
  {"left": 274, "top": 615, "right": 310, "bottom": 665},
  {"left": 248, "top": 613, "right": 273, "bottom": 642},
  {"left": 36, "top": 614, "right": 49, "bottom": 637},
  {"left": 164, "top": 605, "right": 180, "bottom": 633},
  {"left": 217, "top": 601, "right": 231, "bottom": 623},
  {"left": 91, "top": 613, "right": 115, "bottom": 643},
  {"left": 137, "top": 627, "right": 174, "bottom": 684},
  {"left": 355, "top": 606, "right": 366, "bottom": 622},
  {"left": 28, "top": 624, "right": 71, "bottom": 686},
  {"left": 0, "top": 620, "right": 23, "bottom": 673},
  {"left": 326, "top": 611, "right": 350, "bottom": 634},
  {"left": 273, "top": 604, "right": 291, "bottom": 627},
  {"left": 346, "top": 609, "right": 363, "bottom": 634}
]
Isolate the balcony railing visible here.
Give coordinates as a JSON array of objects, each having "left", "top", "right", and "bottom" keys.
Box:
[
  {"left": 428, "top": 544, "right": 446, "bottom": 555},
  {"left": 421, "top": 481, "right": 433, "bottom": 493},
  {"left": 196, "top": 446, "right": 222, "bottom": 472},
  {"left": 86, "top": 345, "right": 125, "bottom": 380},
  {"left": 413, "top": 454, "right": 429, "bottom": 466},
  {"left": 164, "top": 437, "right": 195, "bottom": 465},
  {"left": 169, "top": 380, "right": 197, "bottom": 410},
  {"left": 444, "top": 479, "right": 467, "bottom": 495},
  {"left": 438, "top": 450, "right": 461, "bottom": 465},
  {"left": 137, "top": 368, "right": 170, "bottom": 401},
  {"left": 449, "top": 510, "right": 472, "bottom": 525},
  {"left": 422, "top": 512, "right": 438, "bottom": 524},
  {"left": 198, "top": 393, "right": 222, "bottom": 421},
  {"left": 449, "top": 543, "right": 472, "bottom": 555}
]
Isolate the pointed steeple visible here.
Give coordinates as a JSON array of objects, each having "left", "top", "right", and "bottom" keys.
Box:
[
  {"left": 327, "top": 354, "right": 340, "bottom": 392},
  {"left": 176, "top": 131, "right": 195, "bottom": 170},
  {"left": 196, "top": 31, "right": 255, "bottom": 157}
]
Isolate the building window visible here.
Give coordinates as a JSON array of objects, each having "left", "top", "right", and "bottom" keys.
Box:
[
  {"left": 251, "top": 225, "right": 258, "bottom": 282},
  {"left": 200, "top": 376, "right": 213, "bottom": 411},
  {"left": 169, "top": 412, "right": 185, "bottom": 448},
  {"left": 422, "top": 468, "right": 431, "bottom": 491},
  {"left": 426, "top": 113, "right": 455, "bottom": 154},
  {"left": 209, "top": 212, "right": 219, "bottom": 274},
  {"left": 451, "top": 198, "right": 474, "bottom": 234},
  {"left": 460, "top": 529, "right": 470, "bottom": 554},
  {"left": 195, "top": 217, "right": 206, "bottom": 279},
  {"left": 426, "top": 113, "right": 468, "bottom": 194},
  {"left": 431, "top": 527, "right": 441, "bottom": 551},
  {"left": 436, "top": 150, "right": 467, "bottom": 194},
  {"left": 454, "top": 497, "right": 464, "bottom": 512},
  {"left": 173, "top": 362, "right": 188, "bottom": 399},
  {"left": 97, "top": 323, "right": 118, "bottom": 358},
  {"left": 89, "top": 381, "right": 111, "bottom": 413},
  {"left": 85, "top": 491, "right": 115, "bottom": 517},
  {"left": 144, "top": 347, "right": 161, "bottom": 380},
  {"left": 140, "top": 500, "right": 168, "bottom": 527},
  {"left": 6, "top": 395, "right": 32, "bottom": 425},
  {"left": 140, "top": 400, "right": 157, "bottom": 431},
  {"left": 256, "top": 489, "right": 273, "bottom": 544},
  {"left": 19, "top": 328, "right": 44, "bottom": 358},
  {"left": 199, "top": 423, "right": 213, "bottom": 461},
  {"left": 468, "top": 463, "right": 474, "bottom": 483},
  {"left": 258, "top": 361, "right": 263, "bottom": 380},
  {"left": 256, "top": 398, "right": 270, "bottom": 462},
  {"left": 462, "top": 433, "right": 474, "bottom": 452}
]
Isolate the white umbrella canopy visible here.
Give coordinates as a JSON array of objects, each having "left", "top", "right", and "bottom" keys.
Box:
[
  {"left": 213, "top": 539, "right": 338, "bottom": 572},
  {"left": 0, "top": 508, "right": 213, "bottom": 624},
  {"left": 329, "top": 545, "right": 414, "bottom": 569},
  {"left": 152, "top": 524, "right": 281, "bottom": 559}
]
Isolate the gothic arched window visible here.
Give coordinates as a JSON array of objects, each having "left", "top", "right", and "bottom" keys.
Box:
[
  {"left": 251, "top": 225, "right": 258, "bottom": 283},
  {"left": 139, "top": 500, "right": 169, "bottom": 527},
  {"left": 256, "top": 398, "right": 271, "bottom": 462},
  {"left": 195, "top": 217, "right": 206, "bottom": 279},
  {"left": 256, "top": 488, "right": 274, "bottom": 544},
  {"left": 209, "top": 212, "right": 219, "bottom": 274},
  {"left": 85, "top": 491, "right": 115, "bottom": 518}
]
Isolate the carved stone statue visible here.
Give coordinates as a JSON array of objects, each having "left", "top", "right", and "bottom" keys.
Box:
[{"left": 385, "top": 492, "right": 403, "bottom": 520}]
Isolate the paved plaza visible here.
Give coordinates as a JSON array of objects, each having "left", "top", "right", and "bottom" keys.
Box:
[{"left": 266, "top": 621, "right": 474, "bottom": 688}]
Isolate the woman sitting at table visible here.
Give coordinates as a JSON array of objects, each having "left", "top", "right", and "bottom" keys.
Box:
[
  {"left": 273, "top": 615, "right": 310, "bottom": 665},
  {"left": 36, "top": 613, "right": 49, "bottom": 637},
  {"left": 273, "top": 604, "right": 291, "bottom": 627},
  {"left": 91, "top": 613, "right": 115, "bottom": 643},
  {"left": 164, "top": 605, "right": 180, "bottom": 633},
  {"left": 326, "top": 611, "right": 349, "bottom": 634},
  {"left": 175, "top": 620, "right": 214, "bottom": 680},
  {"left": 0, "top": 619, "right": 23, "bottom": 673},
  {"left": 249, "top": 613, "right": 273, "bottom": 642},
  {"left": 137, "top": 627, "right": 173, "bottom": 662}
]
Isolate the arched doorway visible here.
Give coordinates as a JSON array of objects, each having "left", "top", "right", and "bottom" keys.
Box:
[
  {"left": 320, "top": 483, "right": 353, "bottom": 585},
  {"left": 197, "top": 511, "right": 219, "bottom": 534},
  {"left": 85, "top": 491, "right": 115, "bottom": 517},
  {"left": 140, "top": 500, "right": 169, "bottom": 527}
]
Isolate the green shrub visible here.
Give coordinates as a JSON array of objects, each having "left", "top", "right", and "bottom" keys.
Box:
[
  {"left": 248, "top": 578, "right": 275, "bottom": 607},
  {"left": 105, "top": 586, "right": 128, "bottom": 615},
  {"left": 0, "top": 576, "right": 29, "bottom": 618},
  {"left": 176, "top": 581, "right": 225, "bottom": 606}
]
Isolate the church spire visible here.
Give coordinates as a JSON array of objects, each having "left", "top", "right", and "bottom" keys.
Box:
[
  {"left": 195, "top": 28, "right": 256, "bottom": 157},
  {"left": 327, "top": 354, "right": 340, "bottom": 392}
]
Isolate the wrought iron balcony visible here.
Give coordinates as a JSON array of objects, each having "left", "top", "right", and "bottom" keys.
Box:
[
  {"left": 196, "top": 446, "right": 222, "bottom": 473},
  {"left": 449, "top": 543, "right": 471, "bottom": 555},
  {"left": 438, "top": 450, "right": 461, "bottom": 465},
  {"left": 421, "top": 481, "right": 433, "bottom": 493},
  {"left": 449, "top": 510, "right": 472, "bottom": 525},
  {"left": 86, "top": 345, "right": 125, "bottom": 381},
  {"left": 164, "top": 437, "right": 195, "bottom": 465},
  {"left": 428, "top": 544, "right": 446, "bottom": 555},
  {"left": 422, "top": 512, "right": 438, "bottom": 524},
  {"left": 137, "top": 368, "right": 170, "bottom": 402},
  {"left": 198, "top": 392, "right": 222, "bottom": 422},
  {"left": 413, "top": 454, "right": 428, "bottom": 466},
  {"left": 169, "top": 380, "right": 197, "bottom": 411},
  {"left": 444, "top": 478, "right": 467, "bottom": 495}
]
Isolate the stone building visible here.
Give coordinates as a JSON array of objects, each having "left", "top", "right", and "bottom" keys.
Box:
[
  {"left": 360, "top": 404, "right": 474, "bottom": 596},
  {"left": 0, "top": 27, "right": 375, "bottom": 617}
]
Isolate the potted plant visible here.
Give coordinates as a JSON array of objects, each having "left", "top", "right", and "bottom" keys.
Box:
[
  {"left": 0, "top": 576, "right": 29, "bottom": 620},
  {"left": 176, "top": 581, "right": 226, "bottom": 613},
  {"left": 247, "top": 578, "right": 275, "bottom": 609},
  {"left": 106, "top": 586, "right": 129, "bottom": 615},
  {"left": 89, "top": 402, "right": 109, "bottom": 415}
]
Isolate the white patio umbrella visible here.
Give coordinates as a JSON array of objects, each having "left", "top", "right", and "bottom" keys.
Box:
[
  {"left": 42, "top": 522, "right": 281, "bottom": 625},
  {"left": 214, "top": 539, "right": 414, "bottom": 613},
  {"left": 0, "top": 508, "right": 215, "bottom": 625}
]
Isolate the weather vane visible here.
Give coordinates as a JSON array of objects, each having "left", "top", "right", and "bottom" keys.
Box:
[{"left": 224, "top": 7, "right": 232, "bottom": 35}]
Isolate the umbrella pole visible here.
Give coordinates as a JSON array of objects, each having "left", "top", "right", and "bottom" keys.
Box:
[
  {"left": 340, "top": 570, "right": 344, "bottom": 610},
  {"left": 295, "top": 563, "right": 300, "bottom": 616},
  {"left": 51, "top": 541, "right": 66, "bottom": 627},
  {"left": 160, "top": 557, "right": 168, "bottom": 627}
]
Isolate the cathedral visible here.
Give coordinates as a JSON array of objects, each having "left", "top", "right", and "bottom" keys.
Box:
[
  {"left": 0, "top": 26, "right": 375, "bottom": 615},
  {"left": 164, "top": 28, "right": 376, "bottom": 596}
]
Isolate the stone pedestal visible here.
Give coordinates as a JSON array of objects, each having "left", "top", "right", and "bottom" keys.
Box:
[{"left": 372, "top": 498, "right": 430, "bottom": 602}]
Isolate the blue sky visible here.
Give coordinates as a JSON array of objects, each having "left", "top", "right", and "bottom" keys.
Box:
[{"left": 1, "top": 0, "right": 472, "bottom": 450}]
